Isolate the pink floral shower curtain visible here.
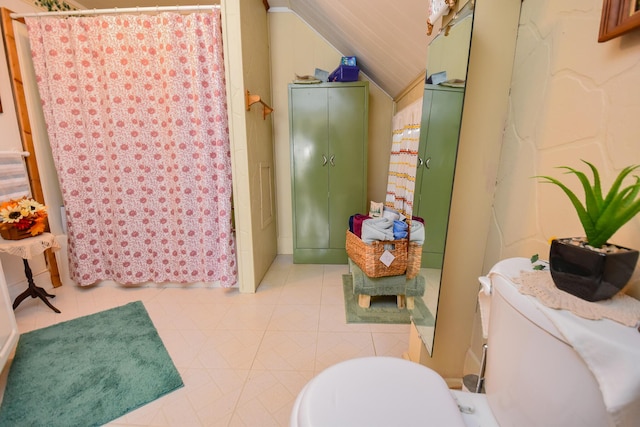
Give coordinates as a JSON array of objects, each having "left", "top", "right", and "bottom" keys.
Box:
[{"left": 26, "top": 11, "right": 237, "bottom": 287}]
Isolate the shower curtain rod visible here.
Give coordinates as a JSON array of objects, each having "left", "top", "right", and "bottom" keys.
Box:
[{"left": 10, "top": 5, "right": 219, "bottom": 19}]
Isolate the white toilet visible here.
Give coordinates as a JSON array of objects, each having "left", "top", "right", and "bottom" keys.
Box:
[{"left": 290, "top": 258, "right": 618, "bottom": 427}]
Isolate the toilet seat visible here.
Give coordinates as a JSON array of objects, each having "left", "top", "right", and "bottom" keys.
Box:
[{"left": 290, "top": 357, "right": 466, "bottom": 427}]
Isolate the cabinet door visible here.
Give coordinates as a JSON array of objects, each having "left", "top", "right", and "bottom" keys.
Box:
[
  {"left": 289, "top": 83, "right": 368, "bottom": 264},
  {"left": 327, "top": 86, "right": 367, "bottom": 252},
  {"left": 290, "top": 87, "right": 330, "bottom": 251},
  {"left": 414, "top": 86, "right": 464, "bottom": 268}
]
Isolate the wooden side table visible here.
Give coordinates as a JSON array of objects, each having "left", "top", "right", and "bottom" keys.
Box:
[{"left": 0, "top": 232, "right": 61, "bottom": 313}]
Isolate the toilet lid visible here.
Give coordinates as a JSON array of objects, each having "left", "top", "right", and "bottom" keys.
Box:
[{"left": 292, "top": 357, "right": 466, "bottom": 427}]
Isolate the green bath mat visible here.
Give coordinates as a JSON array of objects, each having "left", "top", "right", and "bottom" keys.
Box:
[{"left": 0, "top": 301, "right": 183, "bottom": 427}]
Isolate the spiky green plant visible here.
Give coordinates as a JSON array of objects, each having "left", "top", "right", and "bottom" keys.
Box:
[{"left": 537, "top": 160, "right": 640, "bottom": 249}]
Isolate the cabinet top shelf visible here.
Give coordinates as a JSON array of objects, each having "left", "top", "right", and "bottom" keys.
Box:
[
  {"left": 289, "top": 81, "right": 369, "bottom": 89},
  {"left": 424, "top": 83, "right": 465, "bottom": 92}
]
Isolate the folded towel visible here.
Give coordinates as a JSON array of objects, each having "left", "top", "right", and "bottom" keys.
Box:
[
  {"left": 383, "top": 208, "right": 400, "bottom": 222},
  {"left": 393, "top": 220, "right": 408, "bottom": 240},
  {"left": 409, "top": 220, "right": 425, "bottom": 245},
  {"left": 361, "top": 218, "right": 394, "bottom": 244},
  {"left": 350, "top": 214, "right": 370, "bottom": 238},
  {"left": 353, "top": 214, "right": 371, "bottom": 237},
  {"left": 383, "top": 206, "right": 405, "bottom": 222}
]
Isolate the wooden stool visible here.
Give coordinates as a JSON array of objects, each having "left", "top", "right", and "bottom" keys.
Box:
[
  {"left": 349, "top": 258, "right": 425, "bottom": 309},
  {"left": 356, "top": 294, "right": 416, "bottom": 309}
]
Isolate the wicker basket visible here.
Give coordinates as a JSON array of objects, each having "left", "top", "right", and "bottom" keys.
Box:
[
  {"left": 406, "top": 242, "right": 422, "bottom": 279},
  {"left": 346, "top": 230, "right": 408, "bottom": 278},
  {"left": 0, "top": 227, "right": 34, "bottom": 240}
]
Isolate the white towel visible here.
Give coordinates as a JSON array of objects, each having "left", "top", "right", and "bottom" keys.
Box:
[
  {"left": 0, "top": 152, "right": 31, "bottom": 202},
  {"left": 536, "top": 304, "right": 640, "bottom": 426},
  {"left": 488, "top": 257, "right": 640, "bottom": 426}
]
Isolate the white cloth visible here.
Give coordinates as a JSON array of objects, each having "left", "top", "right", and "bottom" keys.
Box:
[
  {"left": 0, "top": 232, "right": 60, "bottom": 260},
  {"left": 0, "top": 151, "right": 30, "bottom": 202},
  {"left": 488, "top": 258, "right": 640, "bottom": 427},
  {"left": 478, "top": 290, "right": 491, "bottom": 340},
  {"left": 537, "top": 303, "right": 640, "bottom": 426}
]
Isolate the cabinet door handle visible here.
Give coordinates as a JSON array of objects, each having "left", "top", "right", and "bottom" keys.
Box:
[
  {"left": 329, "top": 155, "right": 335, "bottom": 166},
  {"left": 425, "top": 157, "right": 431, "bottom": 169},
  {"left": 418, "top": 157, "right": 424, "bottom": 167},
  {"left": 322, "top": 154, "right": 328, "bottom": 166}
]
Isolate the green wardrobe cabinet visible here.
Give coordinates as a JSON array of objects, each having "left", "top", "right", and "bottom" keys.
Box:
[
  {"left": 414, "top": 85, "right": 464, "bottom": 268},
  {"left": 289, "top": 82, "right": 369, "bottom": 264}
]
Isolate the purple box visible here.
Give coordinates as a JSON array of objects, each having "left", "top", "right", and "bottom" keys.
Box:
[{"left": 328, "top": 65, "right": 360, "bottom": 82}]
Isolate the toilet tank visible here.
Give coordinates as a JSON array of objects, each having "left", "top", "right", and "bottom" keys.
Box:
[{"left": 484, "top": 258, "right": 611, "bottom": 427}]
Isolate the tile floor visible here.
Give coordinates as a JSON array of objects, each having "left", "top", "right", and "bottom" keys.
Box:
[{"left": 0, "top": 255, "right": 415, "bottom": 426}]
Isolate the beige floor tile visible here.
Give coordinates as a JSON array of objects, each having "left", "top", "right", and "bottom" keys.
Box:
[
  {"left": 158, "top": 329, "right": 206, "bottom": 369},
  {"left": 253, "top": 330, "right": 318, "bottom": 371},
  {"left": 267, "top": 304, "right": 320, "bottom": 332},
  {"left": 233, "top": 370, "right": 308, "bottom": 427},
  {"left": 195, "top": 329, "right": 264, "bottom": 370},
  {"left": 314, "top": 331, "right": 376, "bottom": 372},
  {"left": 216, "top": 302, "right": 276, "bottom": 331},
  {"left": 278, "top": 281, "right": 323, "bottom": 305},
  {"left": 319, "top": 283, "right": 344, "bottom": 305},
  {"left": 322, "top": 264, "right": 349, "bottom": 286},
  {"left": 185, "top": 368, "right": 247, "bottom": 424},
  {"left": 372, "top": 332, "right": 411, "bottom": 357},
  {"left": 368, "top": 322, "right": 411, "bottom": 334},
  {"left": 161, "top": 393, "right": 203, "bottom": 426},
  {"left": 286, "top": 263, "right": 325, "bottom": 283},
  {"left": 1, "top": 254, "right": 415, "bottom": 427},
  {"left": 318, "top": 303, "right": 370, "bottom": 333}
]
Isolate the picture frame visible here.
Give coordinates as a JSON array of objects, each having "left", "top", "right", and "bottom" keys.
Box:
[{"left": 599, "top": 0, "right": 640, "bottom": 42}]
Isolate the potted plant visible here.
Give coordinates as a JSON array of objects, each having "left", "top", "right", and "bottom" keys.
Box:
[{"left": 537, "top": 161, "right": 640, "bottom": 301}]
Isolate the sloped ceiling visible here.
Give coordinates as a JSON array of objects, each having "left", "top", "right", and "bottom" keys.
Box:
[
  {"left": 268, "top": 0, "right": 430, "bottom": 98},
  {"left": 73, "top": 0, "right": 430, "bottom": 98}
]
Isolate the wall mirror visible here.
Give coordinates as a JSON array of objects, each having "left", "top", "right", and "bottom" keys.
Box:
[{"left": 410, "top": 3, "right": 475, "bottom": 356}]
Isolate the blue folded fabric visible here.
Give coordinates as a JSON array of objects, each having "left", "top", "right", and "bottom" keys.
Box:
[{"left": 393, "top": 220, "right": 408, "bottom": 240}]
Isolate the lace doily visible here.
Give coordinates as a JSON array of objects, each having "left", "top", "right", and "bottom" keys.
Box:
[
  {"left": 0, "top": 232, "right": 60, "bottom": 260},
  {"left": 514, "top": 270, "right": 640, "bottom": 327}
]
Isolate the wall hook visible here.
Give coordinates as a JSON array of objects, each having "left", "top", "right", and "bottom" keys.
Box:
[{"left": 245, "top": 90, "right": 274, "bottom": 120}]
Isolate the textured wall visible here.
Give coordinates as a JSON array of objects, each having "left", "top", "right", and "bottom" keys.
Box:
[
  {"left": 268, "top": 9, "right": 393, "bottom": 255},
  {"left": 485, "top": 0, "right": 640, "bottom": 298}
]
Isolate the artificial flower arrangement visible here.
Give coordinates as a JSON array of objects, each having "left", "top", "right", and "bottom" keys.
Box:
[{"left": 0, "top": 197, "right": 48, "bottom": 239}]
